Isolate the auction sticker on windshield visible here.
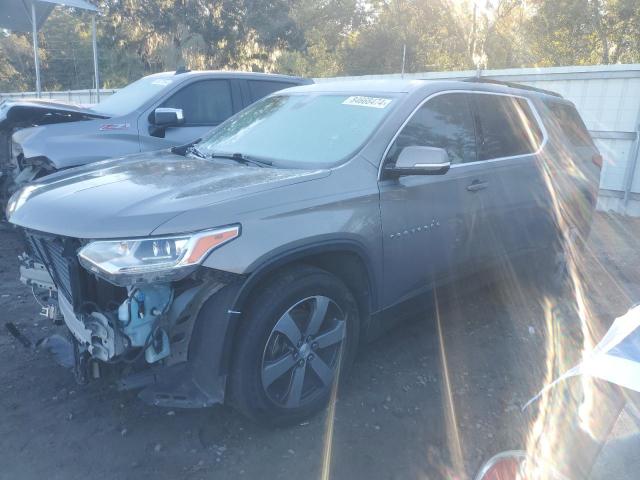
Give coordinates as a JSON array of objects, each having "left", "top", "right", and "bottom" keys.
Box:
[{"left": 342, "top": 96, "right": 392, "bottom": 108}]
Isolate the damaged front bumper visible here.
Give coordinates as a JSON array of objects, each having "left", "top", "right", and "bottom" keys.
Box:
[{"left": 23, "top": 230, "right": 245, "bottom": 409}]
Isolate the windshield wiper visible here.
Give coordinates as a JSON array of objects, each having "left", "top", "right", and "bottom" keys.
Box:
[{"left": 210, "top": 152, "right": 273, "bottom": 168}]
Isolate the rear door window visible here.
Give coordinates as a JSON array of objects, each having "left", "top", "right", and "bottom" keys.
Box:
[
  {"left": 473, "top": 94, "right": 543, "bottom": 160},
  {"left": 160, "top": 80, "right": 233, "bottom": 125},
  {"left": 248, "top": 80, "right": 296, "bottom": 102},
  {"left": 388, "top": 92, "right": 477, "bottom": 164},
  {"left": 548, "top": 102, "right": 595, "bottom": 147}
]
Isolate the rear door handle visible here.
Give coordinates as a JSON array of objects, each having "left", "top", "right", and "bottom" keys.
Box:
[{"left": 466, "top": 180, "right": 488, "bottom": 192}]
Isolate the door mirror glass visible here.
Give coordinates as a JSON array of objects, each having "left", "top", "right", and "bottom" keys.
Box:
[
  {"left": 385, "top": 146, "right": 451, "bottom": 177},
  {"left": 153, "top": 108, "right": 184, "bottom": 127}
]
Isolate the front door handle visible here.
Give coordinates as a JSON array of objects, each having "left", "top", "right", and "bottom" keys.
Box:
[{"left": 466, "top": 180, "right": 488, "bottom": 192}]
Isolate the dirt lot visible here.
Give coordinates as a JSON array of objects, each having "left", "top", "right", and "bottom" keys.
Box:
[{"left": 1, "top": 213, "right": 640, "bottom": 480}]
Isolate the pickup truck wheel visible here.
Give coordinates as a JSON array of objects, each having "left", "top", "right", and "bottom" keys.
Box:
[{"left": 229, "top": 265, "right": 359, "bottom": 425}]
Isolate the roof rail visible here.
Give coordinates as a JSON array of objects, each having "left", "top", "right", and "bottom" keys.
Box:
[{"left": 462, "top": 77, "right": 563, "bottom": 98}]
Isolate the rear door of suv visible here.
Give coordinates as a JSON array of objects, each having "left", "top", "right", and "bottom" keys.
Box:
[{"left": 468, "top": 92, "right": 548, "bottom": 261}]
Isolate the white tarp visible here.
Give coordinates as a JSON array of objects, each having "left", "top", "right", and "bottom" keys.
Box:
[{"left": 525, "top": 305, "right": 640, "bottom": 409}]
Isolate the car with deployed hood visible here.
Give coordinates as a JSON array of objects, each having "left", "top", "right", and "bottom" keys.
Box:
[
  {"left": 5, "top": 78, "right": 601, "bottom": 424},
  {"left": 0, "top": 69, "right": 311, "bottom": 212}
]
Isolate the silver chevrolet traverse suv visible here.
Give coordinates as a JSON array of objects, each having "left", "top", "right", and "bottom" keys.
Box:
[{"left": 7, "top": 78, "right": 601, "bottom": 424}]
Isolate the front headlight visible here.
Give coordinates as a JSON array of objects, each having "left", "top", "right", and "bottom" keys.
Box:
[{"left": 78, "top": 225, "right": 240, "bottom": 286}]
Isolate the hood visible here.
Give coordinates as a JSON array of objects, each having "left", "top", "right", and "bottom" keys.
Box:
[
  {"left": 0, "top": 98, "right": 107, "bottom": 131},
  {"left": 11, "top": 117, "right": 137, "bottom": 170},
  {"left": 9, "top": 150, "right": 329, "bottom": 239}
]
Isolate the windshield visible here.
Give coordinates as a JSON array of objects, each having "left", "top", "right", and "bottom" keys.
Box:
[
  {"left": 197, "top": 93, "right": 397, "bottom": 167},
  {"left": 90, "top": 75, "right": 174, "bottom": 116}
]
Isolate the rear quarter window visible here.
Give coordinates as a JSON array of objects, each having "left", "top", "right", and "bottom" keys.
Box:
[
  {"left": 474, "top": 94, "right": 544, "bottom": 161},
  {"left": 548, "top": 102, "right": 595, "bottom": 148}
]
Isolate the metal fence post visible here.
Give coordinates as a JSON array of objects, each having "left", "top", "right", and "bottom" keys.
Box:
[
  {"left": 622, "top": 128, "right": 640, "bottom": 212},
  {"left": 621, "top": 93, "right": 640, "bottom": 213},
  {"left": 92, "top": 15, "right": 100, "bottom": 103}
]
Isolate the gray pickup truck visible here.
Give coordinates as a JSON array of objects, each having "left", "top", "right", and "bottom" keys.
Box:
[
  {"left": 0, "top": 70, "right": 311, "bottom": 210},
  {"left": 6, "top": 78, "right": 601, "bottom": 425}
]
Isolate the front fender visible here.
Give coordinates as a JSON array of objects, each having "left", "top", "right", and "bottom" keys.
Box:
[
  {"left": 237, "top": 235, "right": 379, "bottom": 311},
  {"left": 133, "top": 238, "right": 379, "bottom": 408}
]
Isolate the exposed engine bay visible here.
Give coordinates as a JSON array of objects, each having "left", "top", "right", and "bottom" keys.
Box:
[
  {"left": 57, "top": 283, "right": 173, "bottom": 364},
  {"left": 20, "top": 230, "right": 238, "bottom": 406}
]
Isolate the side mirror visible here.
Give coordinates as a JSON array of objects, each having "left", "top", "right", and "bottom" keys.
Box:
[
  {"left": 153, "top": 108, "right": 184, "bottom": 127},
  {"left": 384, "top": 146, "right": 451, "bottom": 177}
]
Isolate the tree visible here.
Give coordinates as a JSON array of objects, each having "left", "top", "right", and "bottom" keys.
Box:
[
  {"left": 464, "top": 0, "right": 530, "bottom": 69},
  {"left": 0, "top": 31, "right": 35, "bottom": 91},
  {"left": 276, "top": 0, "right": 373, "bottom": 77},
  {"left": 99, "top": 0, "right": 299, "bottom": 76},
  {"left": 342, "top": 0, "right": 469, "bottom": 75},
  {"left": 39, "top": 9, "right": 96, "bottom": 90},
  {"left": 524, "top": 0, "right": 640, "bottom": 66}
]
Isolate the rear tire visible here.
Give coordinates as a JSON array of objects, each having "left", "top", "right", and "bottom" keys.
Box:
[
  {"left": 535, "top": 227, "right": 581, "bottom": 295},
  {"left": 549, "top": 243, "right": 571, "bottom": 293},
  {"left": 229, "top": 265, "right": 359, "bottom": 425}
]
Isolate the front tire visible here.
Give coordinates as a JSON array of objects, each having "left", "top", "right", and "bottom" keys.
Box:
[{"left": 229, "top": 265, "right": 359, "bottom": 425}]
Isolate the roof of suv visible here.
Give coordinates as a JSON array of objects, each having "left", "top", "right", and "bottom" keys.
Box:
[
  {"left": 282, "top": 78, "right": 561, "bottom": 99},
  {"left": 286, "top": 79, "right": 429, "bottom": 94}
]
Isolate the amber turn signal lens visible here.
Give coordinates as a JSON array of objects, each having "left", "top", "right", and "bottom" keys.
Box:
[{"left": 186, "top": 226, "right": 240, "bottom": 263}]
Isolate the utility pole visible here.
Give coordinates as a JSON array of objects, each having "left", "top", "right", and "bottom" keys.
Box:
[
  {"left": 92, "top": 14, "right": 100, "bottom": 102},
  {"left": 31, "top": 2, "right": 41, "bottom": 97}
]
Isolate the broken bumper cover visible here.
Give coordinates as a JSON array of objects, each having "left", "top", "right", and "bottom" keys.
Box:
[
  {"left": 116, "top": 280, "right": 243, "bottom": 408},
  {"left": 22, "top": 229, "right": 246, "bottom": 408},
  {"left": 55, "top": 277, "right": 243, "bottom": 408}
]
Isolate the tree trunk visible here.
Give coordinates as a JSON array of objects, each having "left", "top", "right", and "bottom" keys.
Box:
[{"left": 590, "top": 0, "right": 610, "bottom": 64}]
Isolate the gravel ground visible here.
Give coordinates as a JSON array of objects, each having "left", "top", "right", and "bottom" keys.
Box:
[{"left": 1, "top": 212, "right": 639, "bottom": 480}]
